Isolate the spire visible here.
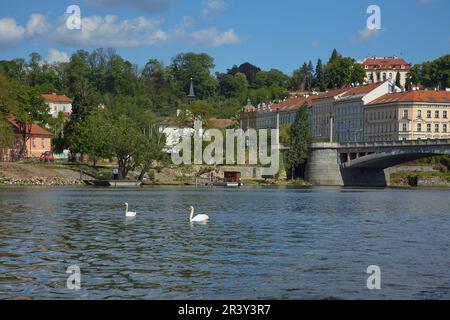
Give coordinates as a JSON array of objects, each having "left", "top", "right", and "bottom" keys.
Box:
[
  {"left": 187, "top": 77, "right": 196, "bottom": 105},
  {"left": 188, "top": 78, "right": 195, "bottom": 97}
]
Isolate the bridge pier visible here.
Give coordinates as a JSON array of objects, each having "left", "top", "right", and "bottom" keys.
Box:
[
  {"left": 305, "top": 143, "right": 344, "bottom": 186},
  {"left": 305, "top": 143, "right": 389, "bottom": 187},
  {"left": 306, "top": 139, "right": 450, "bottom": 187}
]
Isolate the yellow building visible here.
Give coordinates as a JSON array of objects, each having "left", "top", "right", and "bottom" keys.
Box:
[{"left": 364, "top": 91, "right": 450, "bottom": 141}]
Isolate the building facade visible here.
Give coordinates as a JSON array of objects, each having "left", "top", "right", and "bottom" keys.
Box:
[
  {"left": 42, "top": 93, "right": 73, "bottom": 119},
  {"left": 360, "top": 57, "right": 412, "bottom": 88},
  {"left": 334, "top": 81, "right": 401, "bottom": 142},
  {"left": 239, "top": 96, "right": 312, "bottom": 131},
  {"left": 1, "top": 117, "right": 53, "bottom": 161},
  {"left": 310, "top": 88, "right": 348, "bottom": 141},
  {"left": 364, "top": 91, "right": 450, "bottom": 141}
]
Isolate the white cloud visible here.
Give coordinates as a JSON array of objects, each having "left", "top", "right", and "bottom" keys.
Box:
[
  {"left": 0, "top": 18, "right": 25, "bottom": 48},
  {"left": 185, "top": 27, "right": 240, "bottom": 47},
  {"left": 85, "top": 0, "right": 177, "bottom": 12},
  {"left": 54, "top": 15, "right": 169, "bottom": 47},
  {"left": 26, "top": 13, "right": 50, "bottom": 37},
  {"left": 202, "top": 0, "right": 226, "bottom": 18},
  {"left": 0, "top": 11, "right": 242, "bottom": 49},
  {"left": 47, "top": 49, "right": 70, "bottom": 64},
  {"left": 351, "top": 27, "right": 387, "bottom": 43}
]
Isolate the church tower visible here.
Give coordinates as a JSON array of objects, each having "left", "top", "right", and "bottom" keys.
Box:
[{"left": 187, "top": 78, "right": 196, "bottom": 105}]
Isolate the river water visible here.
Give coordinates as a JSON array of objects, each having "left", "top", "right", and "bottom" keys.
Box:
[{"left": 0, "top": 186, "right": 449, "bottom": 300}]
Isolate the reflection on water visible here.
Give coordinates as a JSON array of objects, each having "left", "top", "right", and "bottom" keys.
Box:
[{"left": 0, "top": 186, "right": 449, "bottom": 300}]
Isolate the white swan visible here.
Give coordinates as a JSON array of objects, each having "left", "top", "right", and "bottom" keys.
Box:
[
  {"left": 189, "top": 206, "right": 209, "bottom": 223},
  {"left": 124, "top": 202, "right": 137, "bottom": 218}
]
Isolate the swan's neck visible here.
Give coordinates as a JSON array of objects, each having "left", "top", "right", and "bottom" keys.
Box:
[
  {"left": 190, "top": 208, "right": 194, "bottom": 221},
  {"left": 125, "top": 204, "right": 129, "bottom": 214}
]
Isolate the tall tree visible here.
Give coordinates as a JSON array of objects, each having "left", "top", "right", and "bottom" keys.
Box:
[
  {"left": 328, "top": 49, "right": 341, "bottom": 63},
  {"left": 314, "top": 58, "right": 326, "bottom": 91},
  {"left": 324, "top": 57, "right": 365, "bottom": 89},
  {"left": 285, "top": 104, "right": 310, "bottom": 178},
  {"left": 13, "top": 83, "right": 49, "bottom": 159},
  {"left": 395, "top": 72, "right": 402, "bottom": 88}
]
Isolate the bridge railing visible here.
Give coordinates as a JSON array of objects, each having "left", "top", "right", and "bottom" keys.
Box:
[{"left": 339, "top": 138, "right": 450, "bottom": 149}]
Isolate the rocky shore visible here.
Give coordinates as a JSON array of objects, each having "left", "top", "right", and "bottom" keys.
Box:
[{"left": 0, "top": 176, "right": 84, "bottom": 186}]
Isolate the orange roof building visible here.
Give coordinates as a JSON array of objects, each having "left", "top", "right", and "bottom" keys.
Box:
[
  {"left": 42, "top": 93, "right": 73, "bottom": 119},
  {"left": 364, "top": 91, "right": 450, "bottom": 142},
  {"left": 3, "top": 117, "right": 53, "bottom": 160},
  {"left": 360, "top": 56, "right": 412, "bottom": 88}
]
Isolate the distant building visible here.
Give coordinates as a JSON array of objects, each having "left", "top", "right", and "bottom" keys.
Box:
[
  {"left": 240, "top": 99, "right": 257, "bottom": 131},
  {"left": 360, "top": 57, "right": 412, "bottom": 88},
  {"left": 364, "top": 90, "right": 450, "bottom": 141},
  {"left": 311, "top": 81, "right": 401, "bottom": 142},
  {"left": 42, "top": 93, "right": 73, "bottom": 119},
  {"left": 310, "top": 88, "right": 348, "bottom": 140},
  {"left": 239, "top": 96, "right": 313, "bottom": 131},
  {"left": 1, "top": 117, "right": 53, "bottom": 161},
  {"left": 335, "top": 81, "right": 401, "bottom": 142},
  {"left": 160, "top": 116, "right": 234, "bottom": 154}
]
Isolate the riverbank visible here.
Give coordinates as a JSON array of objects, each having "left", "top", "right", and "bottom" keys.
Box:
[{"left": 0, "top": 162, "right": 86, "bottom": 186}]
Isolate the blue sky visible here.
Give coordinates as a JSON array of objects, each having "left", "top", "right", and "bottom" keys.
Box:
[{"left": 0, "top": 0, "right": 448, "bottom": 74}]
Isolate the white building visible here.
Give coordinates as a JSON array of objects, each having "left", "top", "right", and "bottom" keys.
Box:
[
  {"left": 42, "top": 93, "right": 73, "bottom": 119},
  {"left": 360, "top": 57, "right": 412, "bottom": 88},
  {"left": 334, "top": 81, "right": 401, "bottom": 142},
  {"left": 310, "top": 88, "right": 348, "bottom": 141}
]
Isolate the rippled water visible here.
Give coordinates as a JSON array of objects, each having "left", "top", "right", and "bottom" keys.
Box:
[{"left": 0, "top": 186, "right": 449, "bottom": 300}]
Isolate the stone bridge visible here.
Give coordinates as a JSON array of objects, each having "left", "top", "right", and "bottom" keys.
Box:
[{"left": 305, "top": 139, "right": 450, "bottom": 186}]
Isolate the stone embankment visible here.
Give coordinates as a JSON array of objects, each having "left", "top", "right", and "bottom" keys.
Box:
[{"left": 0, "top": 176, "right": 84, "bottom": 186}]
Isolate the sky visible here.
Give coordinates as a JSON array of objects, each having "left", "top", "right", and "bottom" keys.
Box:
[{"left": 0, "top": 0, "right": 448, "bottom": 74}]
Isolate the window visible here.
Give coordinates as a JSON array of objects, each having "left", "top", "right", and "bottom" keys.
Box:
[
  {"left": 41, "top": 138, "right": 45, "bottom": 148},
  {"left": 403, "top": 110, "right": 409, "bottom": 118},
  {"left": 417, "top": 123, "right": 422, "bottom": 132},
  {"left": 444, "top": 124, "right": 447, "bottom": 133},
  {"left": 418, "top": 110, "right": 422, "bottom": 118},
  {"left": 435, "top": 124, "right": 439, "bottom": 133},
  {"left": 402, "top": 124, "right": 407, "bottom": 132},
  {"left": 444, "top": 111, "right": 448, "bottom": 119},
  {"left": 427, "top": 124, "right": 431, "bottom": 132},
  {"left": 435, "top": 111, "right": 439, "bottom": 119},
  {"left": 427, "top": 110, "right": 431, "bottom": 118},
  {"left": 32, "top": 138, "right": 36, "bottom": 148}
]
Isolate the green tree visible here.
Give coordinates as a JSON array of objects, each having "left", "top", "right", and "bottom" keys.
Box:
[
  {"left": 136, "top": 126, "right": 168, "bottom": 181},
  {"left": 407, "top": 54, "right": 450, "bottom": 90},
  {"left": 328, "top": 48, "right": 342, "bottom": 63},
  {"left": 218, "top": 72, "right": 249, "bottom": 98},
  {"left": 68, "top": 111, "right": 113, "bottom": 167},
  {"left": 285, "top": 104, "right": 310, "bottom": 178},
  {"left": 170, "top": 52, "right": 218, "bottom": 99},
  {"left": 0, "top": 117, "right": 13, "bottom": 153},
  {"left": 12, "top": 83, "right": 49, "bottom": 159},
  {"left": 395, "top": 72, "right": 402, "bottom": 88},
  {"left": 314, "top": 58, "right": 326, "bottom": 91},
  {"left": 324, "top": 57, "right": 365, "bottom": 89},
  {"left": 254, "top": 69, "right": 290, "bottom": 89}
]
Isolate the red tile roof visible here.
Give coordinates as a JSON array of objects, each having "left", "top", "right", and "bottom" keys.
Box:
[
  {"left": 161, "top": 117, "right": 234, "bottom": 128},
  {"left": 367, "top": 91, "right": 450, "bottom": 105},
  {"left": 209, "top": 118, "right": 235, "bottom": 128},
  {"left": 42, "top": 93, "right": 73, "bottom": 103},
  {"left": 313, "top": 88, "right": 349, "bottom": 101},
  {"left": 361, "top": 57, "right": 412, "bottom": 70},
  {"left": 339, "top": 82, "right": 385, "bottom": 98},
  {"left": 8, "top": 117, "right": 53, "bottom": 137},
  {"left": 269, "top": 96, "right": 313, "bottom": 112}
]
